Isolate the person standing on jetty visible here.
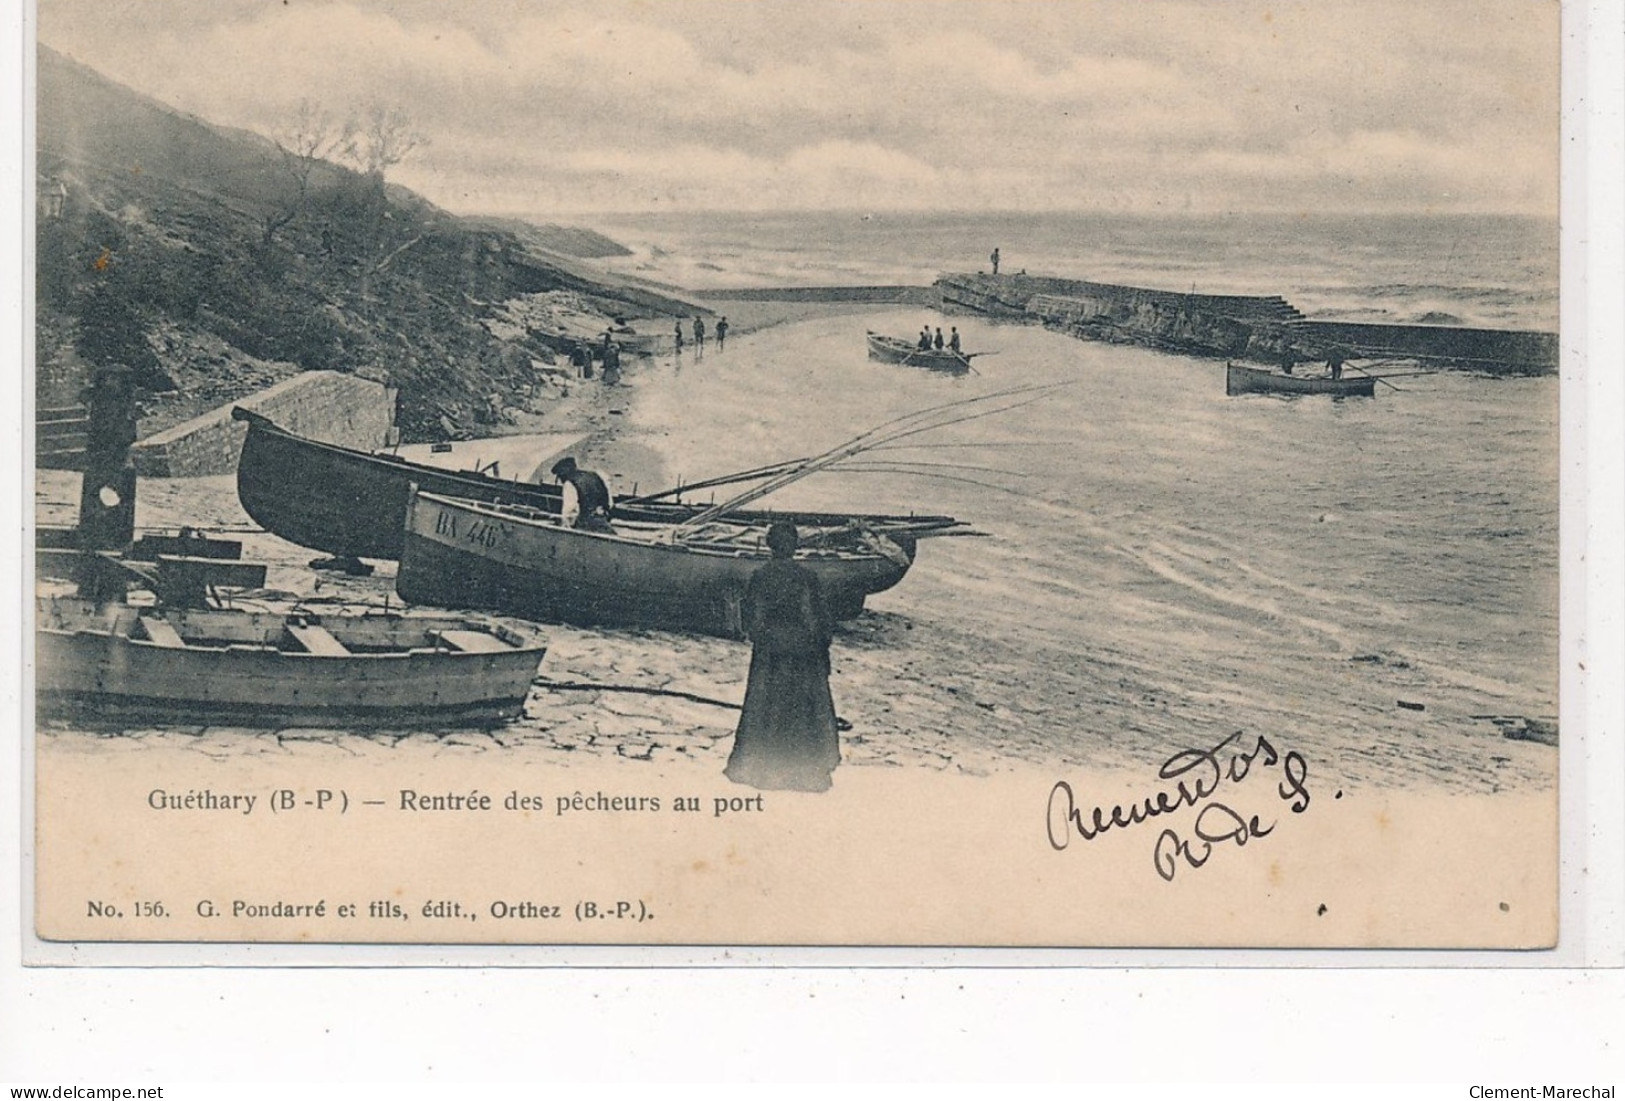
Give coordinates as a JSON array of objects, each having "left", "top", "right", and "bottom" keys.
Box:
[
  {"left": 716, "top": 316, "right": 729, "bottom": 349},
  {"left": 552, "top": 456, "right": 615, "bottom": 533},
  {"left": 693, "top": 316, "right": 706, "bottom": 349},
  {"left": 725, "top": 521, "right": 841, "bottom": 793},
  {"left": 673, "top": 321, "right": 685, "bottom": 353},
  {"left": 990, "top": 247, "right": 1000, "bottom": 275}
]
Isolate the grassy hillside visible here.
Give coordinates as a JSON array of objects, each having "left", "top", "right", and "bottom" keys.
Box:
[{"left": 35, "top": 46, "right": 694, "bottom": 441}]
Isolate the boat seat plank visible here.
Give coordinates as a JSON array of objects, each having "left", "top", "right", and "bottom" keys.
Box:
[
  {"left": 137, "top": 616, "right": 186, "bottom": 648},
  {"left": 285, "top": 622, "right": 351, "bottom": 656},
  {"left": 436, "top": 629, "right": 512, "bottom": 654}
]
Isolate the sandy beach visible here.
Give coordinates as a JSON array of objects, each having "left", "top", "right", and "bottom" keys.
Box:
[{"left": 34, "top": 296, "right": 1037, "bottom": 783}]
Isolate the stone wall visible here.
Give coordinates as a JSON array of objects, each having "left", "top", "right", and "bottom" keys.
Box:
[
  {"left": 1290, "top": 320, "right": 1558, "bottom": 374},
  {"left": 131, "top": 371, "right": 396, "bottom": 477},
  {"left": 698, "top": 285, "right": 938, "bottom": 305},
  {"left": 1027, "top": 292, "right": 1258, "bottom": 358},
  {"left": 940, "top": 273, "right": 1304, "bottom": 324},
  {"left": 938, "top": 272, "right": 1559, "bottom": 374}
]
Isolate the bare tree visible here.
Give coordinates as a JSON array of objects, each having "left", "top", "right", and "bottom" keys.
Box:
[
  {"left": 332, "top": 103, "right": 430, "bottom": 297},
  {"left": 261, "top": 99, "right": 350, "bottom": 246},
  {"left": 341, "top": 102, "right": 428, "bottom": 182}
]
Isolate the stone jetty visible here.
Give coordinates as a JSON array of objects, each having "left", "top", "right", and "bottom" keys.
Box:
[{"left": 936, "top": 272, "right": 1558, "bottom": 374}]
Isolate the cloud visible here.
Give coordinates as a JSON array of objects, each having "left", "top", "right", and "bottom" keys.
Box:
[
  {"left": 546, "top": 140, "right": 944, "bottom": 210},
  {"left": 37, "top": 0, "right": 1558, "bottom": 215}
]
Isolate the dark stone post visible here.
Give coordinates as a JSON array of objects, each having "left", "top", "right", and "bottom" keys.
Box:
[{"left": 76, "top": 364, "right": 138, "bottom": 552}]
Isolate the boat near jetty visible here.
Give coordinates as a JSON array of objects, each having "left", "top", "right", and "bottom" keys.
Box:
[
  {"left": 866, "top": 331, "right": 975, "bottom": 374},
  {"left": 1225, "top": 363, "right": 1377, "bottom": 398},
  {"left": 396, "top": 489, "right": 916, "bottom": 637},
  {"left": 233, "top": 407, "right": 965, "bottom": 561}
]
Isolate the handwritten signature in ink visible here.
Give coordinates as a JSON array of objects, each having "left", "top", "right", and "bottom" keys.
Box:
[{"left": 1046, "top": 731, "right": 1311, "bottom": 881}]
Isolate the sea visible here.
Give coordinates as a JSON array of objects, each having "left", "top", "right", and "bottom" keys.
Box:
[
  {"left": 574, "top": 210, "right": 1560, "bottom": 789},
  {"left": 589, "top": 209, "right": 1558, "bottom": 330}
]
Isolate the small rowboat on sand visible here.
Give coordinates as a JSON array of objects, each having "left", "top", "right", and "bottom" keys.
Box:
[
  {"left": 866, "top": 331, "right": 975, "bottom": 374},
  {"left": 35, "top": 554, "right": 547, "bottom": 727},
  {"left": 1225, "top": 362, "right": 1377, "bottom": 398}
]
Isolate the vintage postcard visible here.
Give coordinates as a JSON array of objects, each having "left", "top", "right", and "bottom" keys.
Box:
[{"left": 24, "top": 0, "right": 1564, "bottom": 952}]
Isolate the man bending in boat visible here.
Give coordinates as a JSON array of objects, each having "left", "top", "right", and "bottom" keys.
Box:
[{"left": 551, "top": 456, "right": 615, "bottom": 533}]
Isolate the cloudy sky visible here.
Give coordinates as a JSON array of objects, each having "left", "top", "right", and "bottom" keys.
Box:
[{"left": 37, "top": 0, "right": 1558, "bottom": 218}]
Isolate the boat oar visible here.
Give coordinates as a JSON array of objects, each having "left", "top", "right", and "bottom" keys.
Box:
[
  {"left": 622, "top": 457, "right": 811, "bottom": 504},
  {"left": 670, "top": 382, "right": 1075, "bottom": 530},
  {"left": 533, "top": 678, "right": 741, "bottom": 710},
  {"left": 1344, "top": 364, "right": 1406, "bottom": 392}
]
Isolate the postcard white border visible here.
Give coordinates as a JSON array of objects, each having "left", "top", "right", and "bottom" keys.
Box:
[{"left": 3, "top": 0, "right": 1621, "bottom": 1081}]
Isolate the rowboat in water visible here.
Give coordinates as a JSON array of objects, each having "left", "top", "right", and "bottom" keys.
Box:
[
  {"left": 1225, "top": 362, "right": 1376, "bottom": 398},
  {"left": 396, "top": 489, "right": 916, "bottom": 637},
  {"left": 866, "top": 332, "right": 975, "bottom": 374},
  {"left": 232, "top": 407, "right": 963, "bottom": 561}
]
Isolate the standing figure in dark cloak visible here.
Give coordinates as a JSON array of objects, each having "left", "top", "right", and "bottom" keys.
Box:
[{"left": 725, "top": 522, "right": 841, "bottom": 792}]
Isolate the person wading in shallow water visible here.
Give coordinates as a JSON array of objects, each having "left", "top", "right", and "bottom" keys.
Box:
[
  {"left": 725, "top": 521, "right": 841, "bottom": 793},
  {"left": 551, "top": 456, "right": 615, "bottom": 533}
]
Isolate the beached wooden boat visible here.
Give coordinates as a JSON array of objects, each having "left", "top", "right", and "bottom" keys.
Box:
[
  {"left": 233, "top": 408, "right": 962, "bottom": 561},
  {"left": 867, "top": 331, "right": 974, "bottom": 374},
  {"left": 530, "top": 323, "right": 662, "bottom": 359},
  {"left": 396, "top": 490, "right": 916, "bottom": 637},
  {"left": 35, "top": 592, "right": 546, "bottom": 725},
  {"left": 1225, "top": 363, "right": 1376, "bottom": 398}
]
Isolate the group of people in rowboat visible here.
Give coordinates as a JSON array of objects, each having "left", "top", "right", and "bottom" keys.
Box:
[
  {"left": 916, "top": 325, "right": 963, "bottom": 354},
  {"left": 1281, "top": 344, "right": 1353, "bottom": 380},
  {"left": 548, "top": 454, "right": 840, "bottom": 792}
]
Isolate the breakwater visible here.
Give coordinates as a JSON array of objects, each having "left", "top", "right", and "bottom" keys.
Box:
[
  {"left": 937, "top": 273, "right": 1557, "bottom": 374},
  {"left": 697, "top": 285, "right": 938, "bottom": 306}
]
